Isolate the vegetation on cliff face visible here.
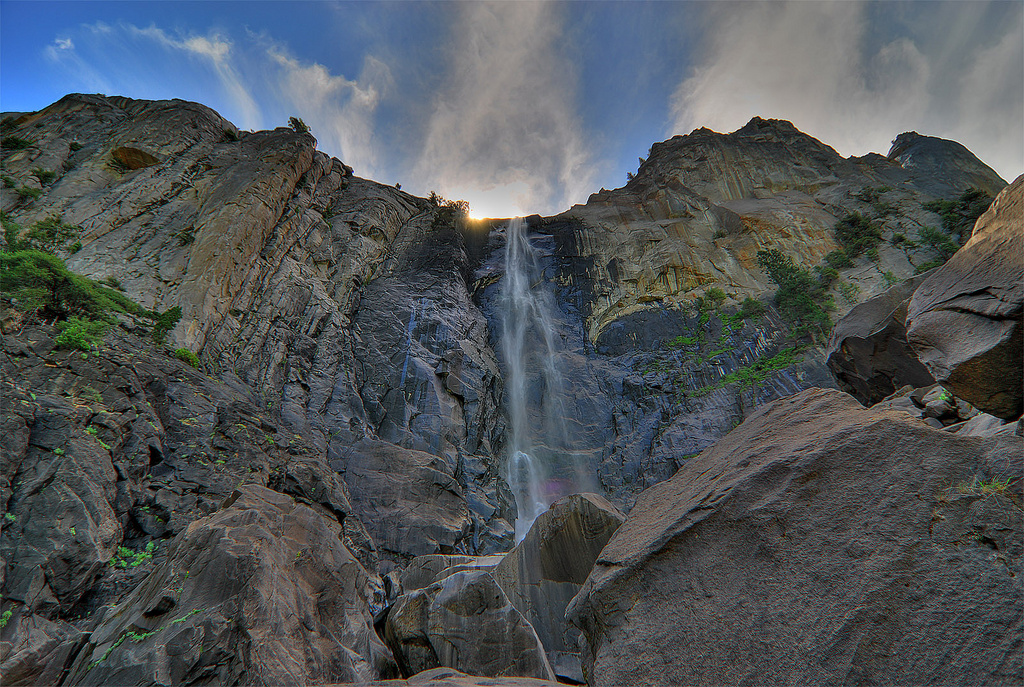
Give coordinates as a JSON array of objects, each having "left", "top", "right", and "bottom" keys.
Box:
[
  {"left": 0, "top": 249, "right": 181, "bottom": 342},
  {"left": 757, "top": 248, "right": 834, "bottom": 342}
]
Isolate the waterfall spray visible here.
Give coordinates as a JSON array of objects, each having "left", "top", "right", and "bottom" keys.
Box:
[{"left": 499, "top": 217, "right": 571, "bottom": 541}]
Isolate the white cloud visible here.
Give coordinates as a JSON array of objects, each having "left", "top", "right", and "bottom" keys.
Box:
[
  {"left": 262, "top": 43, "right": 392, "bottom": 177},
  {"left": 411, "top": 1, "right": 595, "bottom": 218},
  {"left": 126, "top": 25, "right": 261, "bottom": 129},
  {"left": 670, "top": 1, "right": 1022, "bottom": 182}
]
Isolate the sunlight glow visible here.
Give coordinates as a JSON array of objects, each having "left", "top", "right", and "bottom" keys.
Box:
[{"left": 448, "top": 181, "right": 534, "bottom": 220}]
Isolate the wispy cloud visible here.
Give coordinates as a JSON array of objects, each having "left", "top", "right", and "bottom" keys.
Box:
[
  {"left": 124, "top": 25, "right": 261, "bottom": 128},
  {"left": 411, "top": 1, "right": 595, "bottom": 217},
  {"left": 39, "top": 22, "right": 392, "bottom": 176},
  {"left": 261, "top": 40, "right": 392, "bottom": 178},
  {"left": 670, "top": 1, "right": 1022, "bottom": 182}
]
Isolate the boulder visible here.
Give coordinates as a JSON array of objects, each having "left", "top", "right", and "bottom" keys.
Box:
[
  {"left": 384, "top": 570, "right": 555, "bottom": 681},
  {"left": 63, "top": 485, "right": 396, "bottom": 686},
  {"left": 568, "top": 388, "right": 1022, "bottom": 687},
  {"left": 400, "top": 554, "right": 504, "bottom": 592},
  {"left": 364, "top": 666, "right": 559, "bottom": 686},
  {"left": 490, "top": 493, "right": 624, "bottom": 683},
  {"left": 826, "top": 271, "right": 936, "bottom": 405},
  {"left": 907, "top": 175, "right": 1024, "bottom": 420}
]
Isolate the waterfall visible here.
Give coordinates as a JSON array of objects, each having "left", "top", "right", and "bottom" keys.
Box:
[{"left": 499, "top": 217, "right": 572, "bottom": 541}]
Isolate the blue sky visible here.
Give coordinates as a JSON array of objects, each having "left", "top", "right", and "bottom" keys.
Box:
[{"left": 2, "top": 1, "right": 1021, "bottom": 218}]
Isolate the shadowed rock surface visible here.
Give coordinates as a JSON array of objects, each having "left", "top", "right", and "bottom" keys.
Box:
[
  {"left": 62, "top": 485, "right": 396, "bottom": 685},
  {"left": 827, "top": 271, "right": 936, "bottom": 404},
  {"left": 363, "top": 666, "right": 559, "bottom": 686},
  {"left": 384, "top": 570, "right": 554, "bottom": 681},
  {"left": 568, "top": 388, "right": 1022, "bottom": 687},
  {"left": 907, "top": 175, "right": 1024, "bottom": 420},
  {"left": 491, "top": 493, "right": 624, "bottom": 683}
]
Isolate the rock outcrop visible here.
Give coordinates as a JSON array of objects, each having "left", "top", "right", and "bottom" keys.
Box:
[
  {"left": 366, "top": 666, "right": 559, "bottom": 686},
  {"left": 384, "top": 570, "right": 554, "bottom": 681},
  {"left": 63, "top": 485, "right": 396, "bottom": 685},
  {"left": 490, "top": 493, "right": 624, "bottom": 682},
  {"left": 907, "top": 175, "right": 1024, "bottom": 420},
  {"left": 568, "top": 388, "right": 1022, "bottom": 687},
  {"left": 826, "top": 271, "right": 936, "bottom": 405}
]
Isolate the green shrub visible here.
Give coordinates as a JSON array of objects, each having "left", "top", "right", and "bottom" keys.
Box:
[
  {"left": 288, "top": 116, "right": 310, "bottom": 134},
  {"left": 22, "top": 215, "right": 79, "bottom": 252},
  {"left": 833, "top": 212, "right": 882, "bottom": 258},
  {"left": 914, "top": 259, "right": 945, "bottom": 274},
  {"left": 923, "top": 188, "right": 992, "bottom": 240},
  {"left": 0, "top": 250, "right": 150, "bottom": 324},
  {"left": 839, "top": 281, "right": 861, "bottom": 304},
  {"left": 175, "top": 348, "right": 200, "bottom": 367},
  {"left": 54, "top": 316, "right": 108, "bottom": 350},
  {"left": 16, "top": 186, "right": 41, "bottom": 201},
  {"left": 824, "top": 249, "right": 853, "bottom": 269},
  {"left": 918, "top": 226, "right": 959, "bottom": 260},
  {"left": 31, "top": 168, "right": 56, "bottom": 185},
  {"left": 69, "top": 141, "right": 83, "bottom": 152},
  {"left": 738, "top": 297, "right": 766, "bottom": 319},
  {"left": 758, "top": 249, "right": 833, "bottom": 340},
  {"left": 697, "top": 287, "right": 727, "bottom": 312},
  {"left": 152, "top": 306, "right": 181, "bottom": 343},
  {"left": 111, "top": 541, "right": 157, "bottom": 568},
  {"left": 1, "top": 174, "right": 15, "bottom": 188},
  {"left": 2, "top": 211, "right": 24, "bottom": 250},
  {"left": 1, "top": 135, "right": 32, "bottom": 150}
]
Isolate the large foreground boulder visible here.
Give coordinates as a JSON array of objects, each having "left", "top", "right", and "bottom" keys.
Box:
[
  {"left": 826, "top": 271, "right": 936, "bottom": 405},
  {"left": 491, "top": 493, "right": 624, "bottom": 682},
  {"left": 365, "top": 666, "right": 559, "bottom": 686},
  {"left": 568, "top": 388, "right": 1022, "bottom": 687},
  {"left": 63, "top": 486, "right": 396, "bottom": 685},
  {"left": 907, "top": 175, "right": 1024, "bottom": 420},
  {"left": 384, "top": 570, "right": 555, "bottom": 681}
]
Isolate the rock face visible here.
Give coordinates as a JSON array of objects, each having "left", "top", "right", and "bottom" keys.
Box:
[
  {"left": 568, "top": 388, "right": 1022, "bottom": 687},
  {"left": 384, "top": 570, "right": 554, "bottom": 681},
  {"left": 63, "top": 485, "right": 395, "bottom": 685},
  {"left": 826, "top": 271, "right": 936, "bottom": 405},
  {"left": 490, "top": 493, "right": 624, "bottom": 682},
  {"left": 907, "top": 175, "right": 1024, "bottom": 420},
  {"left": 1, "top": 93, "right": 1017, "bottom": 685}
]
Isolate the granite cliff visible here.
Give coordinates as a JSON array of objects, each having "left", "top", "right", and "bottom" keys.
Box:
[{"left": 1, "top": 94, "right": 1020, "bottom": 686}]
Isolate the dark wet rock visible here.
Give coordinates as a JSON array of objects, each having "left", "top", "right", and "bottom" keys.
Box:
[
  {"left": 331, "top": 439, "right": 474, "bottom": 570},
  {"left": 907, "top": 175, "right": 1024, "bottom": 420},
  {"left": 827, "top": 271, "right": 936, "bottom": 405},
  {"left": 568, "top": 388, "right": 1023, "bottom": 687},
  {"left": 63, "top": 485, "right": 396, "bottom": 686},
  {"left": 384, "top": 570, "right": 554, "bottom": 681},
  {"left": 491, "top": 493, "right": 624, "bottom": 683}
]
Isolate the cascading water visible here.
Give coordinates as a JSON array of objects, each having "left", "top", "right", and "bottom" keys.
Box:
[{"left": 499, "top": 217, "right": 574, "bottom": 541}]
